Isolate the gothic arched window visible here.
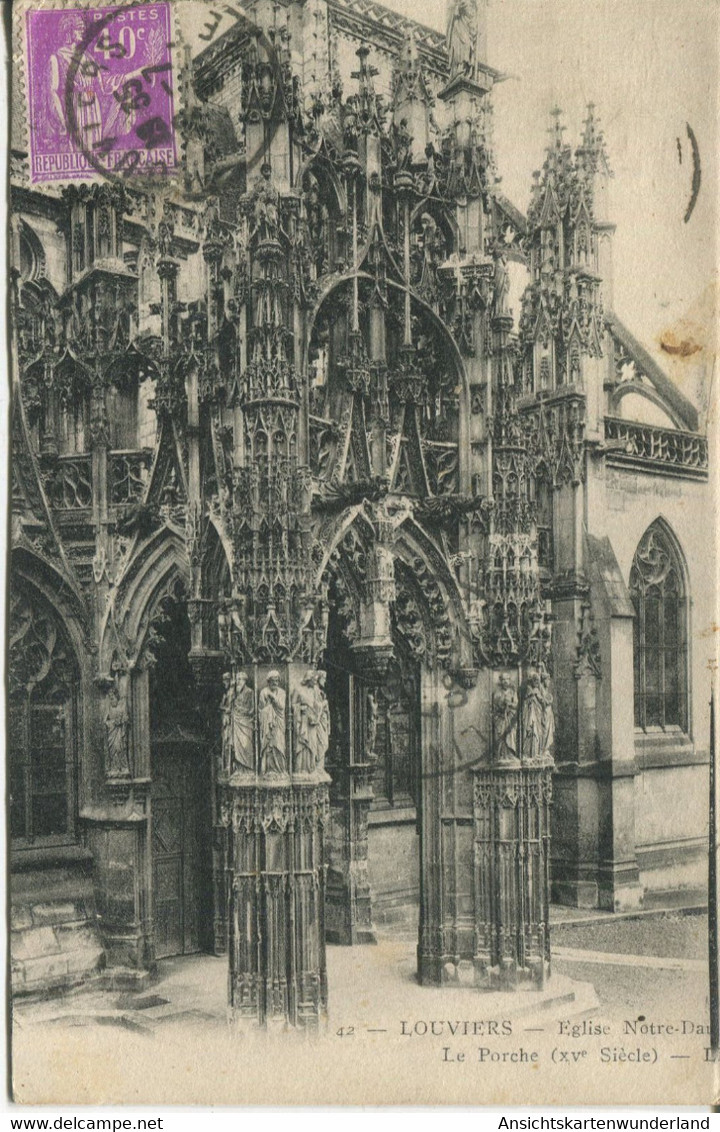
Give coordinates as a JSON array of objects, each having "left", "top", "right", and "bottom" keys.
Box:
[
  {"left": 630, "top": 522, "right": 688, "bottom": 732},
  {"left": 58, "top": 391, "right": 89, "bottom": 454},
  {"left": 533, "top": 471, "right": 554, "bottom": 573},
  {"left": 18, "top": 221, "right": 46, "bottom": 285},
  {"left": 107, "top": 382, "right": 138, "bottom": 449},
  {"left": 8, "top": 581, "right": 78, "bottom": 846}
]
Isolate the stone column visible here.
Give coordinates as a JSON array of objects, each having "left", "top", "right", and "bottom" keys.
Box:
[
  {"left": 219, "top": 663, "right": 331, "bottom": 1030},
  {"left": 222, "top": 157, "right": 331, "bottom": 1029},
  {"left": 82, "top": 664, "right": 152, "bottom": 981},
  {"left": 473, "top": 763, "right": 552, "bottom": 989},
  {"left": 467, "top": 293, "right": 555, "bottom": 991},
  {"left": 326, "top": 676, "right": 377, "bottom": 945},
  {"left": 225, "top": 776, "right": 329, "bottom": 1030},
  {"left": 189, "top": 647, "right": 228, "bottom": 955}
]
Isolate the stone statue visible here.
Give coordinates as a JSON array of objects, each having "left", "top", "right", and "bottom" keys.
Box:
[
  {"left": 292, "top": 671, "right": 321, "bottom": 774},
  {"left": 394, "top": 118, "right": 412, "bottom": 171},
  {"left": 540, "top": 665, "right": 555, "bottom": 763},
  {"left": 492, "top": 674, "right": 519, "bottom": 766},
  {"left": 292, "top": 670, "right": 330, "bottom": 774},
  {"left": 105, "top": 682, "right": 131, "bottom": 778},
  {"left": 220, "top": 671, "right": 234, "bottom": 773},
  {"left": 252, "top": 164, "right": 280, "bottom": 244},
  {"left": 222, "top": 669, "right": 255, "bottom": 774},
  {"left": 447, "top": 0, "right": 478, "bottom": 80},
  {"left": 493, "top": 248, "right": 510, "bottom": 316},
  {"left": 316, "top": 671, "right": 330, "bottom": 770},
  {"left": 521, "top": 667, "right": 544, "bottom": 763},
  {"left": 418, "top": 213, "right": 444, "bottom": 299},
  {"left": 259, "top": 670, "right": 287, "bottom": 774},
  {"left": 366, "top": 689, "right": 378, "bottom": 755}
]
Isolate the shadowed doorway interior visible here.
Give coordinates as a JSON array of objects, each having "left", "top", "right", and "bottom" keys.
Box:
[
  {"left": 149, "top": 589, "right": 213, "bottom": 960},
  {"left": 367, "top": 649, "right": 421, "bottom": 932},
  {"left": 324, "top": 577, "right": 422, "bottom": 946}
]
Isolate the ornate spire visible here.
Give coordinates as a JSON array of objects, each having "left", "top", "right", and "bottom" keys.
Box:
[
  {"left": 543, "top": 107, "right": 573, "bottom": 183},
  {"left": 577, "top": 102, "right": 611, "bottom": 177},
  {"left": 392, "top": 31, "right": 434, "bottom": 123},
  {"left": 350, "top": 45, "right": 384, "bottom": 137}
]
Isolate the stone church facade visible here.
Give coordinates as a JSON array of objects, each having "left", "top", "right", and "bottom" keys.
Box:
[{"left": 9, "top": 0, "right": 712, "bottom": 1016}]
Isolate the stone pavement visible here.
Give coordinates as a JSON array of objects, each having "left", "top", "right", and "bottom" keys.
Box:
[
  {"left": 12, "top": 907, "right": 713, "bottom": 1105},
  {"left": 552, "top": 907, "right": 709, "bottom": 1021},
  {"left": 12, "top": 896, "right": 710, "bottom": 1036},
  {"left": 13, "top": 933, "right": 599, "bottom": 1038},
  {"left": 12, "top": 898, "right": 709, "bottom": 1037}
]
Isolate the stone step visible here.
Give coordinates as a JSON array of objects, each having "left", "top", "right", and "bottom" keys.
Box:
[{"left": 11, "top": 896, "right": 105, "bottom": 998}]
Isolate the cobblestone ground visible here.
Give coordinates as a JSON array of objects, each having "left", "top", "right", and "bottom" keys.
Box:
[
  {"left": 552, "top": 912, "right": 709, "bottom": 1021},
  {"left": 552, "top": 911, "right": 708, "bottom": 960}
]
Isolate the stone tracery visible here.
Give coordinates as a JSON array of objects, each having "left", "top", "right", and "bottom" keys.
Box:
[{"left": 7, "top": 0, "right": 710, "bottom": 1020}]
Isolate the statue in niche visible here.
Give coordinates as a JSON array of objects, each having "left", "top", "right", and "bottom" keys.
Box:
[
  {"left": 220, "top": 671, "right": 233, "bottom": 773},
  {"left": 292, "top": 670, "right": 330, "bottom": 774},
  {"left": 493, "top": 247, "right": 510, "bottom": 317},
  {"left": 292, "top": 671, "right": 320, "bottom": 774},
  {"left": 305, "top": 174, "right": 327, "bottom": 276},
  {"left": 492, "top": 674, "right": 519, "bottom": 766},
  {"left": 447, "top": 0, "right": 479, "bottom": 80},
  {"left": 316, "top": 671, "right": 330, "bottom": 770},
  {"left": 366, "top": 689, "right": 378, "bottom": 755},
  {"left": 252, "top": 164, "right": 280, "bottom": 244},
  {"left": 259, "top": 670, "right": 287, "bottom": 774},
  {"left": 222, "top": 669, "right": 255, "bottom": 775},
  {"left": 521, "top": 667, "right": 545, "bottom": 763},
  {"left": 540, "top": 665, "right": 555, "bottom": 764},
  {"left": 105, "top": 681, "right": 131, "bottom": 778},
  {"left": 418, "top": 213, "right": 444, "bottom": 300},
  {"left": 394, "top": 117, "right": 412, "bottom": 171}
]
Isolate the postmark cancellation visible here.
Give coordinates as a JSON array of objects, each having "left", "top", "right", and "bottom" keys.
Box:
[{"left": 19, "top": 0, "right": 178, "bottom": 183}]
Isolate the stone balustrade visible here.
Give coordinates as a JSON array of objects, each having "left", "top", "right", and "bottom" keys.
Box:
[{"left": 604, "top": 416, "right": 708, "bottom": 477}]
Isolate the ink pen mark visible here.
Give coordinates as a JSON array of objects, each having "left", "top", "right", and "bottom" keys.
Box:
[
  {"left": 676, "top": 137, "right": 682, "bottom": 165},
  {"left": 684, "top": 122, "right": 701, "bottom": 223}
]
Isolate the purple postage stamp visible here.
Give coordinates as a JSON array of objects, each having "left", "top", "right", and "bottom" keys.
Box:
[{"left": 24, "top": 3, "right": 177, "bottom": 183}]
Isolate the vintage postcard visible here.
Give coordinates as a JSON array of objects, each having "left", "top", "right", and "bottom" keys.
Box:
[{"left": 5, "top": 0, "right": 718, "bottom": 1107}]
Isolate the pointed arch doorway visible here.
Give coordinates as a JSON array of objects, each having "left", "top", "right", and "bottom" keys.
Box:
[
  {"left": 366, "top": 649, "right": 422, "bottom": 929},
  {"left": 148, "top": 587, "right": 213, "bottom": 960},
  {"left": 323, "top": 566, "right": 423, "bottom": 945}
]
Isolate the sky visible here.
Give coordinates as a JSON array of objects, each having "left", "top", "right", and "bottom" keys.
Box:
[
  {"left": 388, "top": 0, "right": 718, "bottom": 376},
  {"left": 26, "top": 0, "right": 715, "bottom": 386},
  {"left": 183, "top": 0, "right": 717, "bottom": 383}
]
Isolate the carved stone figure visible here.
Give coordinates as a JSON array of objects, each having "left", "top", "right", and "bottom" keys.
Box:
[
  {"left": 394, "top": 117, "right": 412, "bottom": 170},
  {"left": 222, "top": 669, "right": 255, "bottom": 774},
  {"left": 366, "top": 689, "right": 378, "bottom": 754},
  {"left": 316, "top": 671, "right": 330, "bottom": 770},
  {"left": 292, "top": 670, "right": 321, "bottom": 774},
  {"left": 105, "top": 682, "right": 131, "bottom": 778},
  {"left": 447, "top": 0, "right": 478, "bottom": 80},
  {"left": 292, "top": 670, "right": 330, "bottom": 774},
  {"left": 259, "top": 670, "right": 287, "bottom": 774},
  {"left": 521, "top": 667, "right": 544, "bottom": 763},
  {"left": 492, "top": 674, "right": 519, "bottom": 765},
  {"left": 418, "top": 213, "right": 444, "bottom": 299},
  {"left": 252, "top": 164, "right": 280, "bottom": 244},
  {"left": 220, "top": 671, "right": 233, "bottom": 773},
  {"left": 493, "top": 248, "right": 510, "bottom": 316},
  {"left": 539, "top": 665, "right": 555, "bottom": 763}
]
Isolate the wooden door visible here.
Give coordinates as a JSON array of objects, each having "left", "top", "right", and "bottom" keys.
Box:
[{"left": 151, "top": 743, "right": 207, "bottom": 959}]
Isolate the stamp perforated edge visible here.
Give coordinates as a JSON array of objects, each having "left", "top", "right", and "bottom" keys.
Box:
[{"left": 12, "top": 0, "right": 187, "bottom": 191}]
